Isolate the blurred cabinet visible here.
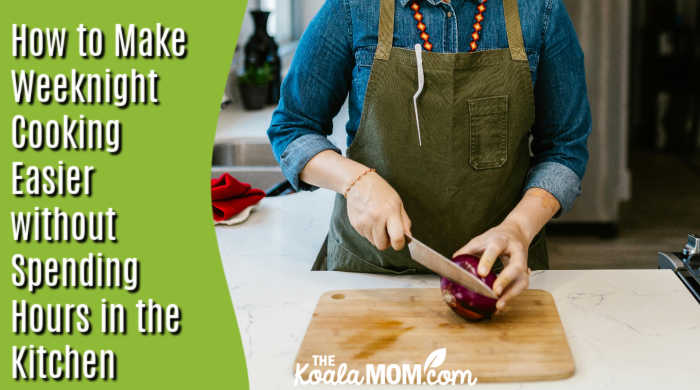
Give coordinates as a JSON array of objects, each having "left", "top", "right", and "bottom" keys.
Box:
[
  {"left": 633, "top": 0, "right": 699, "bottom": 154},
  {"left": 554, "top": 0, "right": 632, "bottom": 228}
]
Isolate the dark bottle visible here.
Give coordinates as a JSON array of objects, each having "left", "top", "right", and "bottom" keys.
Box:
[{"left": 244, "top": 10, "right": 281, "bottom": 105}]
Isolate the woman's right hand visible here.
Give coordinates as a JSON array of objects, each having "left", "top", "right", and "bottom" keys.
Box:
[
  {"left": 298, "top": 150, "right": 412, "bottom": 251},
  {"left": 345, "top": 171, "right": 412, "bottom": 251}
]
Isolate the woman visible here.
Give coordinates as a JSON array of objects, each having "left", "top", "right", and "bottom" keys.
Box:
[{"left": 267, "top": 0, "right": 591, "bottom": 311}]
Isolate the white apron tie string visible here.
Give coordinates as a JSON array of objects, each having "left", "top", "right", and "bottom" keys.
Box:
[{"left": 413, "top": 43, "right": 425, "bottom": 147}]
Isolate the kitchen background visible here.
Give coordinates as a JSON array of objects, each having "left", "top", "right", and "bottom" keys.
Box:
[{"left": 215, "top": 0, "right": 700, "bottom": 270}]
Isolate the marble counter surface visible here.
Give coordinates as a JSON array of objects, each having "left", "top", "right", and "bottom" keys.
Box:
[{"left": 216, "top": 190, "right": 700, "bottom": 389}]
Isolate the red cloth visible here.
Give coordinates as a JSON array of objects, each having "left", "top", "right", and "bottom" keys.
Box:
[{"left": 211, "top": 173, "right": 265, "bottom": 221}]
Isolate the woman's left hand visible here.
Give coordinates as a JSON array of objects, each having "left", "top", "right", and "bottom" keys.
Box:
[
  {"left": 453, "top": 221, "right": 530, "bottom": 312},
  {"left": 452, "top": 188, "right": 561, "bottom": 312}
]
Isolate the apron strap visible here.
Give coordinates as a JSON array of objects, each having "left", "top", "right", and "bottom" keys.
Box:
[
  {"left": 503, "top": 0, "right": 528, "bottom": 61},
  {"left": 375, "top": 0, "right": 396, "bottom": 61}
]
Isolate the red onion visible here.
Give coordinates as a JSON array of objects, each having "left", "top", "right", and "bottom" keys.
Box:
[{"left": 440, "top": 255, "right": 497, "bottom": 321}]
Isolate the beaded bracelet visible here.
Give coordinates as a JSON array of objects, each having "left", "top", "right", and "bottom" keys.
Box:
[{"left": 343, "top": 168, "right": 376, "bottom": 198}]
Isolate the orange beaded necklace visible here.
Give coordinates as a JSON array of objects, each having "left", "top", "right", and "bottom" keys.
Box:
[{"left": 411, "top": 0, "right": 488, "bottom": 52}]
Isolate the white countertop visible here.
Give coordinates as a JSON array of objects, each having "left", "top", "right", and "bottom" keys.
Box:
[
  {"left": 215, "top": 102, "right": 349, "bottom": 149},
  {"left": 216, "top": 190, "right": 700, "bottom": 390},
  {"left": 216, "top": 105, "right": 276, "bottom": 142}
]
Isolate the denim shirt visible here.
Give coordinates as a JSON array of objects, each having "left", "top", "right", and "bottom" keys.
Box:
[{"left": 267, "top": 0, "right": 591, "bottom": 214}]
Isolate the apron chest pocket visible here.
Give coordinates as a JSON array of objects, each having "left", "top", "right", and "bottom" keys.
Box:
[{"left": 467, "top": 95, "right": 509, "bottom": 170}]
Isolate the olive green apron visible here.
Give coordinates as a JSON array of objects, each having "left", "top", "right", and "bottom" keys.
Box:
[{"left": 314, "top": 0, "right": 548, "bottom": 274}]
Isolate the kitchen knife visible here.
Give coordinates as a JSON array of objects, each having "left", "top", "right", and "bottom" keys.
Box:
[{"left": 406, "top": 235, "right": 498, "bottom": 299}]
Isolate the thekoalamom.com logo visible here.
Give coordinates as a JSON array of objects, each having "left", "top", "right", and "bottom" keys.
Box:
[{"left": 294, "top": 348, "right": 478, "bottom": 386}]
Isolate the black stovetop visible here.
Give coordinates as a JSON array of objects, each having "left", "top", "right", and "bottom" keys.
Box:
[{"left": 659, "top": 234, "right": 700, "bottom": 303}]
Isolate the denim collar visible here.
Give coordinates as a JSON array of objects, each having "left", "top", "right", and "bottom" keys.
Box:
[{"left": 399, "top": 0, "right": 479, "bottom": 7}]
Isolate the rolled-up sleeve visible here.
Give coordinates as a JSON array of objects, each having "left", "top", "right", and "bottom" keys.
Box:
[
  {"left": 526, "top": 0, "right": 592, "bottom": 215},
  {"left": 266, "top": 0, "right": 353, "bottom": 191},
  {"left": 524, "top": 161, "right": 581, "bottom": 213}
]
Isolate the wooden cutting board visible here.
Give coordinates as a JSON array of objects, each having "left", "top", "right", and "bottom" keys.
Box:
[{"left": 295, "top": 289, "right": 574, "bottom": 383}]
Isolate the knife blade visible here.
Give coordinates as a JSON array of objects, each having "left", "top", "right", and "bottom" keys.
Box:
[{"left": 406, "top": 234, "right": 498, "bottom": 299}]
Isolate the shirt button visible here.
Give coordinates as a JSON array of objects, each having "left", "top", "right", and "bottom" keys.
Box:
[{"left": 447, "top": 11, "right": 452, "bottom": 18}]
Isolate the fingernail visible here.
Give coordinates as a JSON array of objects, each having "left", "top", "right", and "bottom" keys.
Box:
[{"left": 497, "top": 301, "right": 504, "bottom": 310}]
